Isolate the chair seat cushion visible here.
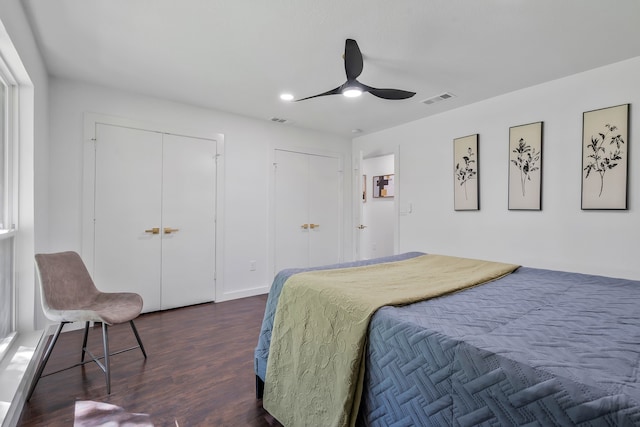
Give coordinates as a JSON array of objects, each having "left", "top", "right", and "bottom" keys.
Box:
[
  {"left": 49, "top": 292, "right": 144, "bottom": 324},
  {"left": 90, "top": 292, "right": 144, "bottom": 325}
]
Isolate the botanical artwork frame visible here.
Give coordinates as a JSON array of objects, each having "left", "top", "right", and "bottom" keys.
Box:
[
  {"left": 509, "top": 122, "right": 543, "bottom": 210},
  {"left": 454, "top": 134, "right": 479, "bottom": 210},
  {"left": 372, "top": 174, "right": 394, "bottom": 198},
  {"left": 581, "top": 103, "right": 629, "bottom": 210}
]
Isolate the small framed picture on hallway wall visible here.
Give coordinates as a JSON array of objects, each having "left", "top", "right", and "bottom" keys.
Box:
[{"left": 373, "top": 174, "right": 394, "bottom": 198}]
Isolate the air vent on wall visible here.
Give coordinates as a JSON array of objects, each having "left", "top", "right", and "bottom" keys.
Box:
[
  {"left": 421, "top": 92, "right": 456, "bottom": 105},
  {"left": 270, "top": 117, "right": 293, "bottom": 125}
]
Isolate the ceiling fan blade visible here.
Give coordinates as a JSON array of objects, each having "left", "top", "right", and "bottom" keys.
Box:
[
  {"left": 295, "top": 86, "right": 342, "bottom": 102},
  {"left": 365, "top": 86, "right": 416, "bottom": 100},
  {"left": 344, "top": 39, "right": 363, "bottom": 81}
]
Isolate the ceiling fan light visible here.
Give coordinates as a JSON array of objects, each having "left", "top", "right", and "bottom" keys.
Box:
[{"left": 342, "top": 87, "right": 362, "bottom": 98}]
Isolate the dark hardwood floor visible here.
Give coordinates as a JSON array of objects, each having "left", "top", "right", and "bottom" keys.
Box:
[{"left": 18, "top": 294, "right": 282, "bottom": 426}]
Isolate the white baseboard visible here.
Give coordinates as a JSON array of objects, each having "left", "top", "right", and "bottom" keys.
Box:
[{"left": 216, "top": 285, "right": 270, "bottom": 302}]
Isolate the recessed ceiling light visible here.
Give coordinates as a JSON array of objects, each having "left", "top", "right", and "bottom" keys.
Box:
[{"left": 280, "top": 93, "right": 294, "bottom": 101}]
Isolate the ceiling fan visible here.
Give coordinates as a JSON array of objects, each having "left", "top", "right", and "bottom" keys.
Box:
[{"left": 295, "top": 39, "right": 416, "bottom": 102}]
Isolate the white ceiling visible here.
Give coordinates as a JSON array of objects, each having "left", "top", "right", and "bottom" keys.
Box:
[{"left": 20, "top": 0, "right": 640, "bottom": 137}]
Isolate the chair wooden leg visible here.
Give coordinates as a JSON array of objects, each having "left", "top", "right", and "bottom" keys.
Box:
[
  {"left": 27, "top": 322, "right": 67, "bottom": 401},
  {"left": 102, "top": 322, "right": 111, "bottom": 394},
  {"left": 129, "top": 320, "right": 147, "bottom": 359},
  {"left": 81, "top": 321, "right": 90, "bottom": 362}
]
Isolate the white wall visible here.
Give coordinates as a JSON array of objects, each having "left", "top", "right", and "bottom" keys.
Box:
[
  {"left": 361, "top": 154, "right": 395, "bottom": 259},
  {"left": 354, "top": 56, "right": 640, "bottom": 280},
  {"left": 47, "top": 78, "right": 352, "bottom": 306}
]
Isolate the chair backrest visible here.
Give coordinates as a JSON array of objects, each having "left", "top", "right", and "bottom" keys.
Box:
[{"left": 35, "top": 251, "right": 101, "bottom": 315}]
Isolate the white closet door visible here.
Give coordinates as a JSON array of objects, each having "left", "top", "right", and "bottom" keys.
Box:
[
  {"left": 161, "top": 134, "right": 216, "bottom": 309},
  {"left": 274, "top": 150, "right": 342, "bottom": 273},
  {"left": 274, "top": 150, "right": 310, "bottom": 272},
  {"left": 308, "top": 154, "right": 341, "bottom": 267},
  {"left": 94, "top": 124, "right": 163, "bottom": 312}
]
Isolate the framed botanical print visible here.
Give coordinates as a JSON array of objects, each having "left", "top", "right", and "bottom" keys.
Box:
[
  {"left": 581, "top": 104, "right": 629, "bottom": 210},
  {"left": 454, "top": 134, "right": 479, "bottom": 210},
  {"left": 509, "top": 122, "right": 543, "bottom": 210}
]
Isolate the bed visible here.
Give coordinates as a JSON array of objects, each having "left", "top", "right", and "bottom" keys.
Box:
[{"left": 254, "top": 253, "right": 640, "bottom": 426}]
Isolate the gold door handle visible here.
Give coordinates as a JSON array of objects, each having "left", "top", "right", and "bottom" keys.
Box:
[
  {"left": 357, "top": 225, "right": 367, "bottom": 230},
  {"left": 164, "top": 227, "right": 180, "bottom": 234},
  {"left": 301, "top": 224, "right": 309, "bottom": 229},
  {"left": 144, "top": 227, "right": 160, "bottom": 234},
  {"left": 309, "top": 224, "right": 320, "bottom": 229}
]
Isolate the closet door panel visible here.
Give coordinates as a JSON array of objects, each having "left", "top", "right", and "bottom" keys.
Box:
[
  {"left": 308, "top": 154, "right": 341, "bottom": 267},
  {"left": 274, "top": 150, "right": 310, "bottom": 273},
  {"left": 161, "top": 134, "right": 217, "bottom": 309},
  {"left": 273, "top": 150, "right": 342, "bottom": 273},
  {"left": 94, "top": 124, "right": 162, "bottom": 312}
]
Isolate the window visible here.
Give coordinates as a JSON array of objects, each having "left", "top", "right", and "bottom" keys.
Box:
[
  {"left": 0, "top": 80, "right": 5, "bottom": 224},
  {"left": 0, "top": 63, "right": 16, "bottom": 362}
]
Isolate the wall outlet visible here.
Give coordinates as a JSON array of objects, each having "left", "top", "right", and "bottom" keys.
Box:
[{"left": 249, "top": 260, "right": 256, "bottom": 271}]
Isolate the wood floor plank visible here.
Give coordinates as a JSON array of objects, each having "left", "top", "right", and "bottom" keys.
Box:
[{"left": 18, "top": 295, "right": 281, "bottom": 426}]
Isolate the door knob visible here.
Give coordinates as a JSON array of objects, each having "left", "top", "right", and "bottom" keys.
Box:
[
  {"left": 309, "top": 224, "right": 320, "bottom": 229},
  {"left": 301, "top": 224, "right": 309, "bottom": 229},
  {"left": 164, "top": 227, "right": 180, "bottom": 234},
  {"left": 144, "top": 227, "right": 160, "bottom": 234},
  {"left": 357, "top": 225, "right": 367, "bottom": 230}
]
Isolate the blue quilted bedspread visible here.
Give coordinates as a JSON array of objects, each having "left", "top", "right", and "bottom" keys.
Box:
[
  {"left": 255, "top": 255, "right": 640, "bottom": 426},
  {"left": 360, "top": 266, "right": 640, "bottom": 426}
]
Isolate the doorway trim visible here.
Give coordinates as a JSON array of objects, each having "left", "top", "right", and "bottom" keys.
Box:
[
  {"left": 81, "top": 113, "right": 225, "bottom": 301},
  {"left": 352, "top": 145, "right": 401, "bottom": 260}
]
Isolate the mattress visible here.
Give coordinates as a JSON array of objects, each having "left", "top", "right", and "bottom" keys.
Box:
[{"left": 256, "top": 255, "right": 640, "bottom": 426}]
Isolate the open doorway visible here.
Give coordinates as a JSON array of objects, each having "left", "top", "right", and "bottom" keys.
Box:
[{"left": 358, "top": 154, "right": 395, "bottom": 260}]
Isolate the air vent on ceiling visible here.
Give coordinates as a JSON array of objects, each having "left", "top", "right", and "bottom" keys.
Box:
[
  {"left": 421, "top": 92, "right": 456, "bottom": 105},
  {"left": 270, "top": 117, "right": 293, "bottom": 125}
]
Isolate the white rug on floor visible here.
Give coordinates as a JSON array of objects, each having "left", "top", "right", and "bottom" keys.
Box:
[{"left": 74, "top": 400, "right": 154, "bottom": 426}]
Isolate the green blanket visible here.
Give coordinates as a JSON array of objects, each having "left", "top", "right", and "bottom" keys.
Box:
[{"left": 263, "top": 254, "right": 519, "bottom": 427}]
